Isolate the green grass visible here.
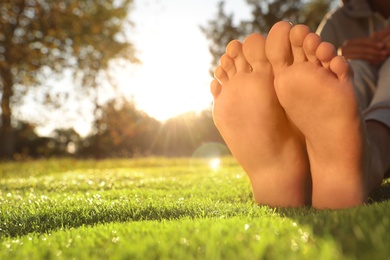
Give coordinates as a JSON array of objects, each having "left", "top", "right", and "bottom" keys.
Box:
[{"left": 0, "top": 157, "right": 389, "bottom": 259}]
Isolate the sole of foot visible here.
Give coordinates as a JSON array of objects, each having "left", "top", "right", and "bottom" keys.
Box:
[
  {"left": 265, "top": 21, "right": 378, "bottom": 209},
  {"left": 211, "top": 32, "right": 311, "bottom": 207}
]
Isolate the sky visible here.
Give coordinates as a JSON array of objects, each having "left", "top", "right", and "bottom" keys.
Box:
[
  {"left": 26, "top": 0, "right": 253, "bottom": 136},
  {"left": 19, "top": 0, "right": 342, "bottom": 136},
  {"left": 117, "top": 0, "right": 252, "bottom": 121}
]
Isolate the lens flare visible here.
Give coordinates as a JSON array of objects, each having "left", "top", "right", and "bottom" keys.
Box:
[{"left": 209, "top": 158, "right": 221, "bottom": 170}]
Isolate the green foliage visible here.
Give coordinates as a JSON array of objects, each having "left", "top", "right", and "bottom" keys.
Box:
[
  {"left": 0, "top": 0, "right": 136, "bottom": 86},
  {"left": 201, "top": 0, "right": 334, "bottom": 75},
  {"left": 83, "top": 97, "right": 161, "bottom": 158},
  {"left": 0, "top": 158, "right": 389, "bottom": 259},
  {"left": 0, "top": 0, "right": 137, "bottom": 158},
  {"left": 9, "top": 104, "right": 225, "bottom": 158},
  {"left": 10, "top": 121, "right": 81, "bottom": 158},
  {"left": 78, "top": 98, "right": 224, "bottom": 158}
]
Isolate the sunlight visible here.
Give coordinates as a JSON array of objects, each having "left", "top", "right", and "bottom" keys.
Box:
[
  {"left": 22, "top": 0, "right": 252, "bottom": 137},
  {"left": 117, "top": 1, "right": 214, "bottom": 122},
  {"left": 209, "top": 158, "right": 221, "bottom": 170},
  {"left": 118, "top": 34, "right": 212, "bottom": 121}
]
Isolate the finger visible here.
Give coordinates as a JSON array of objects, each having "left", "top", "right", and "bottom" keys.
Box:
[
  {"left": 382, "top": 35, "right": 390, "bottom": 48},
  {"left": 372, "top": 28, "right": 390, "bottom": 40},
  {"left": 344, "top": 37, "right": 386, "bottom": 49},
  {"left": 342, "top": 45, "right": 387, "bottom": 59},
  {"left": 344, "top": 51, "right": 387, "bottom": 62}
]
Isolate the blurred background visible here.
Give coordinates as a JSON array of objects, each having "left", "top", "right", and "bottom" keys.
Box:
[{"left": 0, "top": 0, "right": 337, "bottom": 160}]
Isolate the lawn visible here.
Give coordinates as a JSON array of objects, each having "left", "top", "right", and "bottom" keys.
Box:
[{"left": 0, "top": 157, "right": 389, "bottom": 259}]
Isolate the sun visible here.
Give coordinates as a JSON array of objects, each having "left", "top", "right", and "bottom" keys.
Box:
[{"left": 116, "top": 12, "right": 213, "bottom": 121}]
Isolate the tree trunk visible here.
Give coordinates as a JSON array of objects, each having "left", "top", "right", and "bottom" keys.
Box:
[
  {"left": 0, "top": 68, "right": 15, "bottom": 159},
  {"left": 93, "top": 82, "right": 101, "bottom": 160},
  {"left": 94, "top": 115, "right": 101, "bottom": 160}
]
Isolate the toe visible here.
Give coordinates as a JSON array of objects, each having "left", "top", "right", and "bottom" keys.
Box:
[
  {"left": 316, "top": 42, "right": 336, "bottom": 69},
  {"left": 220, "top": 54, "right": 236, "bottom": 79},
  {"left": 210, "top": 79, "right": 222, "bottom": 98},
  {"left": 290, "top": 24, "right": 310, "bottom": 63},
  {"left": 242, "top": 33, "right": 269, "bottom": 71},
  {"left": 303, "top": 33, "right": 321, "bottom": 63},
  {"left": 226, "top": 40, "right": 251, "bottom": 73},
  {"left": 266, "top": 21, "right": 294, "bottom": 73},
  {"left": 330, "top": 56, "right": 353, "bottom": 82},
  {"left": 214, "top": 66, "right": 229, "bottom": 85}
]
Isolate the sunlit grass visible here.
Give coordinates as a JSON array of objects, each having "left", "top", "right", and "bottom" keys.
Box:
[{"left": 0, "top": 157, "right": 389, "bottom": 259}]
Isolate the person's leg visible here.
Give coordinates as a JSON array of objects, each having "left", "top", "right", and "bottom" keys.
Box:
[
  {"left": 364, "top": 57, "right": 390, "bottom": 178},
  {"left": 368, "top": 57, "right": 390, "bottom": 106},
  {"left": 265, "top": 21, "right": 384, "bottom": 209},
  {"left": 349, "top": 60, "right": 378, "bottom": 110},
  {"left": 211, "top": 33, "right": 311, "bottom": 207},
  {"left": 365, "top": 121, "right": 390, "bottom": 179}
]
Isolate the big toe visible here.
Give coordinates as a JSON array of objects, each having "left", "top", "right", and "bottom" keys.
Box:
[
  {"left": 265, "top": 21, "right": 293, "bottom": 73},
  {"left": 242, "top": 33, "right": 269, "bottom": 71}
]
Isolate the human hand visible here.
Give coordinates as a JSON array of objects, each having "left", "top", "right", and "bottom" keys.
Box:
[
  {"left": 340, "top": 37, "right": 387, "bottom": 66},
  {"left": 372, "top": 28, "right": 390, "bottom": 54}
]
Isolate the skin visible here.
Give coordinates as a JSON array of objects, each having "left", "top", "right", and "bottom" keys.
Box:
[
  {"left": 266, "top": 22, "right": 385, "bottom": 209},
  {"left": 211, "top": 33, "right": 311, "bottom": 208},
  {"left": 211, "top": 21, "right": 390, "bottom": 209}
]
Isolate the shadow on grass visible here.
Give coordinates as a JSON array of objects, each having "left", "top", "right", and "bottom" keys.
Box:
[{"left": 368, "top": 179, "right": 390, "bottom": 203}]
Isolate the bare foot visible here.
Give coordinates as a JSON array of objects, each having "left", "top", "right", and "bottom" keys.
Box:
[
  {"left": 265, "top": 21, "right": 383, "bottom": 209},
  {"left": 211, "top": 33, "right": 311, "bottom": 207}
]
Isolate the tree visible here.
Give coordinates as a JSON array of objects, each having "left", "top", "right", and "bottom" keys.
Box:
[
  {"left": 48, "top": 128, "right": 81, "bottom": 156},
  {"left": 201, "top": 0, "right": 332, "bottom": 75},
  {"left": 11, "top": 120, "right": 82, "bottom": 158},
  {"left": 0, "top": 0, "right": 138, "bottom": 158},
  {"left": 80, "top": 97, "right": 160, "bottom": 158},
  {"left": 13, "top": 121, "right": 41, "bottom": 158}
]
